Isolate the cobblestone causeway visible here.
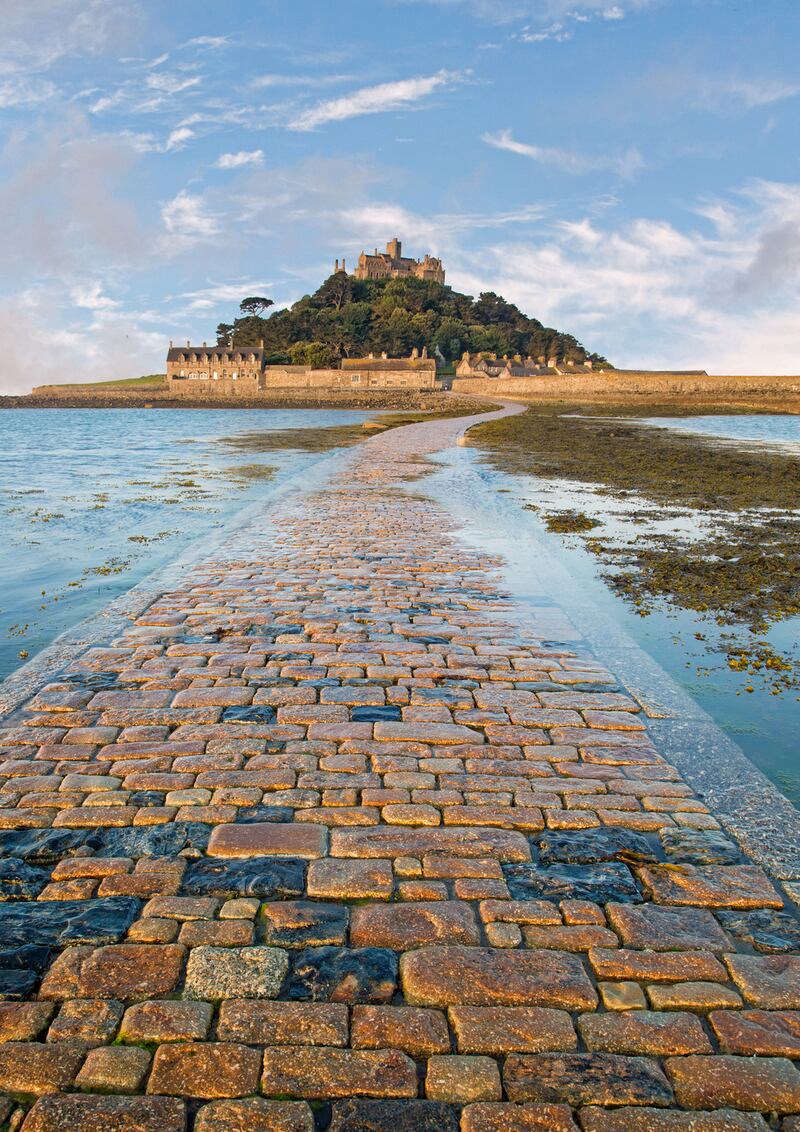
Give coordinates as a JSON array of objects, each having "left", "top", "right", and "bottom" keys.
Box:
[{"left": 0, "top": 408, "right": 798, "bottom": 1131}]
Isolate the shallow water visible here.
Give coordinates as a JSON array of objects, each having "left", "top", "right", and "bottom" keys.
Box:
[
  {"left": 643, "top": 413, "right": 800, "bottom": 448},
  {"left": 435, "top": 414, "right": 800, "bottom": 806},
  {"left": 0, "top": 407, "right": 369, "bottom": 682}
]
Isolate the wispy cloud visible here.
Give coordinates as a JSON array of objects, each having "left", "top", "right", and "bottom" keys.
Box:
[
  {"left": 289, "top": 70, "right": 462, "bottom": 131},
  {"left": 252, "top": 73, "right": 355, "bottom": 90},
  {"left": 214, "top": 150, "right": 265, "bottom": 169},
  {"left": 0, "top": 1, "right": 141, "bottom": 77},
  {"left": 484, "top": 129, "right": 645, "bottom": 179},
  {"left": 145, "top": 72, "right": 202, "bottom": 96},
  {"left": 693, "top": 76, "right": 800, "bottom": 111},
  {"left": 0, "top": 76, "right": 57, "bottom": 109},
  {"left": 397, "top": 0, "right": 650, "bottom": 24},
  {"left": 184, "top": 35, "right": 230, "bottom": 50}
]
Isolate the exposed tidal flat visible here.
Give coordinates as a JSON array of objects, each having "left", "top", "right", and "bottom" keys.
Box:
[
  {"left": 0, "top": 407, "right": 376, "bottom": 683},
  {"left": 468, "top": 406, "right": 800, "bottom": 805}
]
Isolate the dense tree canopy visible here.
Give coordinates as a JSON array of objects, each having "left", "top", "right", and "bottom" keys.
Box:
[{"left": 217, "top": 274, "right": 608, "bottom": 368}]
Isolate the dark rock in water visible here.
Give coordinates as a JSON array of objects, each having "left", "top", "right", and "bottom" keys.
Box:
[
  {"left": 182, "top": 856, "right": 305, "bottom": 900},
  {"left": 329, "top": 1100, "right": 458, "bottom": 1132},
  {"left": 537, "top": 828, "right": 659, "bottom": 866},
  {"left": 504, "top": 862, "right": 642, "bottom": 904},
  {"left": 0, "top": 828, "right": 97, "bottom": 863},
  {"left": 127, "top": 790, "right": 167, "bottom": 808},
  {"left": 222, "top": 704, "right": 276, "bottom": 724},
  {"left": 0, "top": 968, "right": 38, "bottom": 1000},
  {"left": 288, "top": 946, "right": 397, "bottom": 1003},
  {"left": 660, "top": 827, "right": 742, "bottom": 865},
  {"left": 0, "top": 897, "right": 140, "bottom": 948},
  {"left": 262, "top": 901, "right": 349, "bottom": 948},
  {"left": 95, "top": 822, "right": 211, "bottom": 858},
  {"left": 351, "top": 706, "right": 403, "bottom": 723},
  {"left": 0, "top": 858, "right": 51, "bottom": 900},
  {"left": 0, "top": 945, "right": 52, "bottom": 972},
  {"left": 717, "top": 908, "right": 800, "bottom": 953},
  {"left": 236, "top": 805, "right": 293, "bottom": 824}
]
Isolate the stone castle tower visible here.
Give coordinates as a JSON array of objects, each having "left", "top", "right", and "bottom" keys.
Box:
[{"left": 334, "top": 239, "right": 445, "bottom": 285}]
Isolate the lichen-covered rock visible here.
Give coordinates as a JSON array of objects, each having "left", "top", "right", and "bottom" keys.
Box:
[{"left": 184, "top": 946, "right": 288, "bottom": 1000}]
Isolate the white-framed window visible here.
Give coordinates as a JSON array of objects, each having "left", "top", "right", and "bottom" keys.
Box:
[{"left": 351, "top": 374, "right": 361, "bottom": 384}]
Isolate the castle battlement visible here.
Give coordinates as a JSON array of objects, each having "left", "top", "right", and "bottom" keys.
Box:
[{"left": 338, "top": 238, "right": 445, "bottom": 285}]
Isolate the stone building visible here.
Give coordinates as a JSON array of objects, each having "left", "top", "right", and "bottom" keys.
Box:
[
  {"left": 456, "top": 352, "right": 599, "bottom": 379},
  {"left": 339, "top": 348, "right": 437, "bottom": 389},
  {"left": 166, "top": 343, "right": 438, "bottom": 396},
  {"left": 349, "top": 239, "right": 445, "bottom": 284},
  {"left": 166, "top": 341, "right": 266, "bottom": 393}
]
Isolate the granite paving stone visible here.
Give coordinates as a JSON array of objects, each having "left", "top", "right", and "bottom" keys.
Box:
[{"left": 0, "top": 406, "right": 794, "bottom": 1124}]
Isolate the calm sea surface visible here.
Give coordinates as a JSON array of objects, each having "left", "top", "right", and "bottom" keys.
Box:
[
  {"left": 643, "top": 413, "right": 800, "bottom": 447},
  {"left": 0, "top": 408, "right": 368, "bottom": 682}
]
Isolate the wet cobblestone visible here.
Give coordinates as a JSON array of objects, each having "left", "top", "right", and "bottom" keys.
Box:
[{"left": 0, "top": 406, "right": 797, "bottom": 1127}]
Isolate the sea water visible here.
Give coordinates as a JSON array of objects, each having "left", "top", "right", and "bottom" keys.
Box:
[{"left": 0, "top": 407, "right": 369, "bottom": 681}]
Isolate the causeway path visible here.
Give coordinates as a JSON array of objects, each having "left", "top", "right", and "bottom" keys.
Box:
[{"left": 0, "top": 404, "right": 799, "bottom": 1131}]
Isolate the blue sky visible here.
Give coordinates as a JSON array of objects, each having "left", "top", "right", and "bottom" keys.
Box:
[{"left": 2, "top": 0, "right": 799, "bottom": 391}]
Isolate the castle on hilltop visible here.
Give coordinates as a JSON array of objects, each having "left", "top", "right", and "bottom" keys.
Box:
[{"left": 334, "top": 238, "right": 445, "bottom": 284}]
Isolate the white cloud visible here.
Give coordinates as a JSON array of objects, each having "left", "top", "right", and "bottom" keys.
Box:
[
  {"left": 0, "top": 76, "right": 57, "bottom": 109},
  {"left": 165, "top": 127, "right": 195, "bottom": 151},
  {"left": 145, "top": 72, "right": 202, "bottom": 96},
  {"left": 252, "top": 73, "right": 355, "bottom": 89},
  {"left": 693, "top": 76, "right": 800, "bottom": 111},
  {"left": 484, "top": 129, "right": 645, "bottom": 179},
  {"left": 214, "top": 150, "right": 265, "bottom": 169},
  {"left": 399, "top": 0, "right": 651, "bottom": 23},
  {"left": 161, "top": 190, "right": 221, "bottom": 247},
  {"left": 184, "top": 35, "right": 230, "bottom": 50},
  {"left": 69, "top": 282, "right": 119, "bottom": 311},
  {"left": 289, "top": 70, "right": 461, "bottom": 131},
  {"left": 0, "top": 287, "right": 165, "bottom": 395},
  {"left": 175, "top": 281, "right": 272, "bottom": 312},
  {"left": 0, "top": 1, "right": 141, "bottom": 77},
  {"left": 447, "top": 179, "right": 800, "bottom": 373}
]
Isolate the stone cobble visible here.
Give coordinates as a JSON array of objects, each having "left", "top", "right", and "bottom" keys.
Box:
[{"left": 0, "top": 408, "right": 797, "bottom": 1128}]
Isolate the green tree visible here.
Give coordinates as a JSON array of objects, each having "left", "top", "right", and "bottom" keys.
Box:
[{"left": 239, "top": 296, "right": 274, "bottom": 317}]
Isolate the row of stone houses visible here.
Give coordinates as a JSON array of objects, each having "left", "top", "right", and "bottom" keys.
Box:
[
  {"left": 165, "top": 343, "right": 438, "bottom": 397},
  {"left": 455, "top": 352, "right": 601, "bottom": 379}
]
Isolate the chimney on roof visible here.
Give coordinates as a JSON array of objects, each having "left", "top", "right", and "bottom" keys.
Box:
[
  {"left": 169, "top": 339, "right": 173, "bottom": 348},
  {"left": 186, "top": 340, "right": 190, "bottom": 348},
  {"left": 334, "top": 259, "right": 339, "bottom": 273},
  {"left": 342, "top": 257, "right": 346, "bottom": 272}
]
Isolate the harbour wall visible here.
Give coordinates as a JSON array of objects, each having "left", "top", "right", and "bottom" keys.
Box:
[{"left": 451, "top": 371, "right": 800, "bottom": 399}]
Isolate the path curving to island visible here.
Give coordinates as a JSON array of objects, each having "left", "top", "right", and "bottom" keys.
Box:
[{"left": 0, "top": 402, "right": 799, "bottom": 1130}]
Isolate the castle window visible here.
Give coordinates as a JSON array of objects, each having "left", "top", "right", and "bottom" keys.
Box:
[
  {"left": 232, "top": 371, "right": 238, "bottom": 379},
  {"left": 350, "top": 374, "right": 361, "bottom": 384}
]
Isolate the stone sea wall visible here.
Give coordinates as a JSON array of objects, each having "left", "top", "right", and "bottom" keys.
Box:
[{"left": 451, "top": 372, "right": 800, "bottom": 399}]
